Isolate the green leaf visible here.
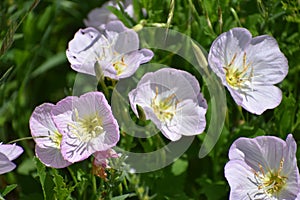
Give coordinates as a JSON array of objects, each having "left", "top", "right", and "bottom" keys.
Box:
[
  {"left": 37, "top": 6, "right": 53, "bottom": 31},
  {"left": 0, "top": 67, "right": 13, "bottom": 85},
  {"left": 199, "top": 180, "right": 228, "bottom": 200},
  {"left": 274, "top": 94, "right": 296, "bottom": 134},
  {"left": 52, "top": 168, "right": 75, "bottom": 200},
  {"left": 1, "top": 184, "right": 17, "bottom": 197},
  {"left": 31, "top": 52, "right": 66, "bottom": 78},
  {"left": 111, "top": 193, "right": 136, "bottom": 200},
  {"left": 171, "top": 158, "right": 188, "bottom": 176},
  {"left": 34, "top": 157, "right": 55, "bottom": 200},
  {"left": 17, "top": 157, "right": 36, "bottom": 175}
]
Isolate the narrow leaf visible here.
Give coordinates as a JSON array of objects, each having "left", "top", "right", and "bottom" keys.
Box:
[{"left": 1, "top": 184, "right": 17, "bottom": 197}]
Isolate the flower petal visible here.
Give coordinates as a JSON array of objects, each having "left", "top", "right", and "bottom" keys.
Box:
[
  {"left": 129, "top": 68, "right": 207, "bottom": 141},
  {"left": 52, "top": 92, "right": 119, "bottom": 163},
  {"left": 208, "top": 28, "right": 252, "bottom": 83},
  {"left": 0, "top": 144, "right": 23, "bottom": 161},
  {"left": 35, "top": 145, "right": 71, "bottom": 168},
  {"left": 247, "top": 35, "right": 288, "bottom": 84},
  {"left": 66, "top": 27, "right": 110, "bottom": 76},
  {"left": 240, "top": 85, "right": 282, "bottom": 115},
  {"left": 0, "top": 153, "right": 16, "bottom": 175},
  {"left": 30, "top": 103, "right": 59, "bottom": 148},
  {"left": 225, "top": 160, "right": 263, "bottom": 200},
  {"left": 172, "top": 100, "right": 207, "bottom": 136}
]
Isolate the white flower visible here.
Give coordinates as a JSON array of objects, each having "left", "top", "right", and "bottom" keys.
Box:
[{"left": 208, "top": 28, "right": 288, "bottom": 114}]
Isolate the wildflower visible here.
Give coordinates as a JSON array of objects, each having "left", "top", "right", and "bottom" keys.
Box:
[
  {"left": 208, "top": 28, "right": 288, "bottom": 114},
  {"left": 66, "top": 21, "right": 153, "bottom": 80},
  {"left": 93, "top": 149, "right": 119, "bottom": 168},
  {"left": 29, "top": 103, "right": 71, "bottom": 168},
  {"left": 225, "top": 134, "right": 300, "bottom": 199},
  {"left": 128, "top": 68, "right": 207, "bottom": 141},
  {"left": 84, "top": 0, "right": 134, "bottom": 31},
  {"left": 0, "top": 143, "right": 23, "bottom": 174},
  {"left": 51, "top": 92, "right": 119, "bottom": 163},
  {"left": 92, "top": 149, "right": 119, "bottom": 179}
]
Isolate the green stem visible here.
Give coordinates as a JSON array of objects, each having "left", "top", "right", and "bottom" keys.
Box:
[
  {"left": 99, "top": 76, "right": 110, "bottom": 98},
  {"left": 92, "top": 174, "right": 97, "bottom": 195},
  {"left": 67, "top": 167, "right": 78, "bottom": 186},
  {"left": 7, "top": 136, "right": 36, "bottom": 144}
]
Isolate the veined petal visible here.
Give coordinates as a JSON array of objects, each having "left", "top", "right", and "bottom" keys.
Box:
[
  {"left": 208, "top": 28, "right": 251, "bottom": 80},
  {"left": 0, "top": 153, "right": 16, "bottom": 175},
  {"left": 208, "top": 27, "right": 288, "bottom": 114},
  {"left": 117, "top": 49, "right": 154, "bottom": 79},
  {"left": 30, "top": 103, "right": 60, "bottom": 148},
  {"left": 103, "top": 48, "right": 154, "bottom": 80},
  {"left": 35, "top": 145, "right": 71, "bottom": 168},
  {"left": 247, "top": 35, "right": 288, "bottom": 84},
  {"left": 0, "top": 144, "right": 23, "bottom": 161},
  {"left": 240, "top": 85, "right": 282, "bottom": 115},
  {"left": 169, "top": 99, "right": 206, "bottom": 136},
  {"left": 225, "top": 160, "right": 263, "bottom": 200},
  {"left": 115, "top": 29, "right": 139, "bottom": 53},
  {"left": 67, "top": 20, "right": 152, "bottom": 79},
  {"left": 52, "top": 92, "right": 119, "bottom": 163},
  {"left": 128, "top": 82, "right": 155, "bottom": 118},
  {"left": 135, "top": 68, "right": 201, "bottom": 102},
  {"left": 227, "top": 134, "right": 300, "bottom": 199},
  {"left": 66, "top": 27, "right": 112, "bottom": 76},
  {"left": 129, "top": 68, "right": 207, "bottom": 141},
  {"left": 30, "top": 103, "right": 72, "bottom": 168}
]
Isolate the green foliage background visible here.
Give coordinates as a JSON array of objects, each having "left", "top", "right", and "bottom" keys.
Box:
[{"left": 0, "top": 0, "right": 300, "bottom": 199}]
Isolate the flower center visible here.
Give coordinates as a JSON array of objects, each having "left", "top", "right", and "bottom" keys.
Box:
[
  {"left": 253, "top": 159, "right": 287, "bottom": 197},
  {"left": 69, "top": 109, "right": 104, "bottom": 142},
  {"left": 49, "top": 131, "right": 62, "bottom": 148},
  {"left": 224, "top": 52, "right": 253, "bottom": 89},
  {"left": 151, "top": 87, "right": 178, "bottom": 123},
  {"left": 113, "top": 56, "right": 127, "bottom": 75}
]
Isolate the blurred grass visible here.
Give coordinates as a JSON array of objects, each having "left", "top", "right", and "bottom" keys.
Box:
[{"left": 0, "top": 0, "right": 300, "bottom": 199}]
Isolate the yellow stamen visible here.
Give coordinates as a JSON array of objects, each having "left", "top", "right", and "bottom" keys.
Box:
[
  {"left": 224, "top": 52, "right": 252, "bottom": 88},
  {"left": 253, "top": 158, "right": 287, "bottom": 196},
  {"left": 151, "top": 87, "right": 178, "bottom": 122}
]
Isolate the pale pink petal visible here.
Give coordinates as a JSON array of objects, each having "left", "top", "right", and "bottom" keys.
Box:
[
  {"left": 0, "top": 144, "right": 23, "bottom": 161},
  {"left": 0, "top": 153, "right": 16, "bottom": 175},
  {"left": 35, "top": 145, "right": 71, "bottom": 168}
]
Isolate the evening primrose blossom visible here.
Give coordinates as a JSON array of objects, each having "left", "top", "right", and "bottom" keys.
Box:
[
  {"left": 128, "top": 68, "right": 207, "bottom": 141},
  {"left": 0, "top": 143, "right": 23, "bottom": 174},
  {"left": 51, "top": 92, "right": 119, "bottom": 163},
  {"left": 66, "top": 21, "right": 153, "bottom": 80},
  {"left": 208, "top": 28, "right": 288, "bottom": 115},
  {"left": 29, "top": 103, "right": 71, "bottom": 168},
  {"left": 84, "top": 0, "right": 135, "bottom": 31},
  {"left": 225, "top": 134, "right": 300, "bottom": 200}
]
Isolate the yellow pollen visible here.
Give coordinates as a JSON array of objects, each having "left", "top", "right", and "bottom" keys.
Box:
[
  {"left": 151, "top": 87, "right": 178, "bottom": 122},
  {"left": 224, "top": 52, "right": 252, "bottom": 88},
  {"left": 254, "top": 158, "right": 287, "bottom": 196},
  {"left": 113, "top": 56, "right": 127, "bottom": 75},
  {"left": 68, "top": 109, "right": 104, "bottom": 142},
  {"left": 50, "top": 131, "right": 62, "bottom": 148}
]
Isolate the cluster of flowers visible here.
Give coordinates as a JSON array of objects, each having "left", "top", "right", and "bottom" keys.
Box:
[{"left": 0, "top": 1, "right": 299, "bottom": 199}]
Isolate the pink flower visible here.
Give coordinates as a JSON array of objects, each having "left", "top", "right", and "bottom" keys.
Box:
[
  {"left": 128, "top": 68, "right": 207, "bottom": 141},
  {"left": 0, "top": 143, "right": 23, "bottom": 174},
  {"left": 208, "top": 28, "right": 288, "bottom": 114},
  {"left": 225, "top": 134, "right": 300, "bottom": 199},
  {"left": 52, "top": 92, "right": 119, "bottom": 163},
  {"left": 30, "top": 103, "right": 71, "bottom": 168}
]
